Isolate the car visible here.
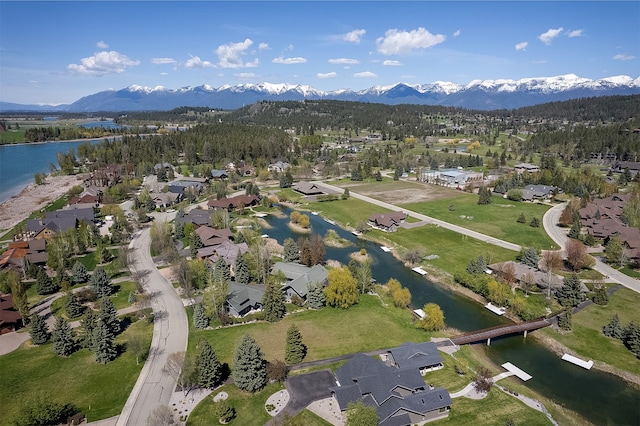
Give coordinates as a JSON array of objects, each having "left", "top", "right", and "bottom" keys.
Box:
[{"left": 166, "top": 209, "right": 176, "bottom": 213}]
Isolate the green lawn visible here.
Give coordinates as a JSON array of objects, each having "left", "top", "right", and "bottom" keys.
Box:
[
  {"left": 76, "top": 251, "right": 100, "bottom": 271},
  {"left": 0, "top": 319, "right": 152, "bottom": 425},
  {"left": 446, "top": 388, "right": 551, "bottom": 426},
  {"left": 189, "top": 295, "right": 428, "bottom": 366},
  {"left": 307, "top": 197, "right": 394, "bottom": 229},
  {"left": 187, "top": 382, "right": 285, "bottom": 426},
  {"left": 374, "top": 225, "right": 517, "bottom": 275},
  {"left": 541, "top": 287, "right": 640, "bottom": 377},
  {"left": 402, "top": 195, "right": 557, "bottom": 250}
]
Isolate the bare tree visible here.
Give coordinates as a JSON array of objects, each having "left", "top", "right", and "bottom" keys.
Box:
[
  {"left": 472, "top": 366, "right": 494, "bottom": 393},
  {"left": 501, "top": 262, "right": 517, "bottom": 292},
  {"left": 521, "top": 271, "right": 536, "bottom": 296},
  {"left": 540, "top": 250, "right": 562, "bottom": 299},
  {"left": 565, "top": 239, "right": 588, "bottom": 271},
  {"left": 146, "top": 405, "right": 175, "bottom": 426},
  {"left": 162, "top": 352, "right": 197, "bottom": 396}
]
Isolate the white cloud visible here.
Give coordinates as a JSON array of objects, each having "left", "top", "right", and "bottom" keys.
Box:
[
  {"left": 453, "top": 30, "right": 461, "bottom": 37},
  {"left": 328, "top": 58, "right": 360, "bottom": 65},
  {"left": 234, "top": 72, "right": 258, "bottom": 78},
  {"left": 532, "top": 60, "right": 548, "bottom": 64},
  {"left": 317, "top": 72, "right": 337, "bottom": 79},
  {"left": 538, "top": 27, "right": 564, "bottom": 45},
  {"left": 185, "top": 55, "right": 214, "bottom": 68},
  {"left": 376, "top": 27, "right": 446, "bottom": 55},
  {"left": 67, "top": 51, "right": 140, "bottom": 76},
  {"left": 215, "top": 39, "right": 259, "bottom": 68},
  {"left": 567, "top": 29, "right": 584, "bottom": 38},
  {"left": 354, "top": 71, "right": 377, "bottom": 78},
  {"left": 258, "top": 42, "right": 270, "bottom": 50},
  {"left": 613, "top": 54, "right": 635, "bottom": 61},
  {"left": 515, "top": 42, "right": 528, "bottom": 51},
  {"left": 343, "top": 29, "right": 366, "bottom": 43},
  {"left": 151, "top": 57, "right": 177, "bottom": 65},
  {"left": 272, "top": 56, "right": 307, "bottom": 64},
  {"left": 96, "top": 40, "right": 109, "bottom": 49},
  {"left": 383, "top": 60, "right": 402, "bottom": 66}
]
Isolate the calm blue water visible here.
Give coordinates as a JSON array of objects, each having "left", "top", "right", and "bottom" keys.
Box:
[
  {"left": 0, "top": 140, "right": 100, "bottom": 203},
  {"left": 265, "top": 208, "right": 640, "bottom": 424}
]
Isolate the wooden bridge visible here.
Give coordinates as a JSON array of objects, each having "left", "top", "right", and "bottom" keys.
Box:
[{"left": 451, "top": 318, "right": 553, "bottom": 346}]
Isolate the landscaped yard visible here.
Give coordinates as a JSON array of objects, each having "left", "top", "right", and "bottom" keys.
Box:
[
  {"left": 0, "top": 319, "right": 152, "bottom": 425},
  {"left": 189, "top": 294, "right": 429, "bottom": 366},
  {"left": 541, "top": 287, "right": 640, "bottom": 377}
]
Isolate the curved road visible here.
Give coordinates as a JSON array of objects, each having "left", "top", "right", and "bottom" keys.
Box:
[
  {"left": 318, "top": 181, "right": 522, "bottom": 252},
  {"left": 116, "top": 226, "right": 188, "bottom": 426},
  {"left": 542, "top": 203, "right": 640, "bottom": 294}
]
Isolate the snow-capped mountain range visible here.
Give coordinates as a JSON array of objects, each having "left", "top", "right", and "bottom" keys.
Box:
[{"left": 2, "top": 74, "right": 639, "bottom": 112}]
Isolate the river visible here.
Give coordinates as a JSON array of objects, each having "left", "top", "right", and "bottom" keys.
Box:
[
  {"left": 0, "top": 140, "right": 101, "bottom": 203},
  {"left": 264, "top": 207, "right": 639, "bottom": 425}
]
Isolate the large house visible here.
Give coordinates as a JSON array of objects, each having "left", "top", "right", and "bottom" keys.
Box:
[
  {"left": 175, "top": 209, "right": 211, "bottom": 227},
  {"left": 293, "top": 182, "right": 326, "bottom": 196},
  {"left": 272, "top": 262, "right": 329, "bottom": 300},
  {"left": 207, "top": 194, "right": 259, "bottom": 210},
  {"left": 521, "top": 184, "right": 558, "bottom": 201},
  {"left": 25, "top": 207, "right": 95, "bottom": 239},
  {"left": 226, "top": 282, "right": 265, "bottom": 317},
  {"left": 489, "top": 261, "right": 565, "bottom": 292},
  {"left": 0, "top": 294, "right": 23, "bottom": 334},
  {"left": 420, "top": 169, "right": 483, "bottom": 187},
  {"left": 386, "top": 342, "right": 444, "bottom": 376},
  {"left": 513, "top": 163, "right": 540, "bottom": 174},
  {"left": 368, "top": 211, "right": 407, "bottom": 232},
  {"left": 330, "top": 352, "right": 452, "bottom": 425}
]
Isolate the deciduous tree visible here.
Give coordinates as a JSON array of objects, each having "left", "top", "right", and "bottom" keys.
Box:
[
  {"left": 325, "top": 267, "right": 359, "bottom": 309},
  {"left": 417, "top": 303, "right": 445, "bottom": 331},
  {"left": 565, "top": 239, "right": 588, "bottom": 271}
]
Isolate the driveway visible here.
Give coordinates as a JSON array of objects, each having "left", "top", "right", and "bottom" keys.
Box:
[{"left": 268, "top": 370, "right": 336, "bottom": 425}]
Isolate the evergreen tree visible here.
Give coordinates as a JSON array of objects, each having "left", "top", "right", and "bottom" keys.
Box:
[
  {"left": 567, "top": 221, "right": 581, "bottom": 239},
  {"left": 477, "top": 186, "right": 492, "bottom": 205},
  {"left": 190, "top": 233, "right": 203, "bottom": 258},
  {"left": 234, "top": 254, "right": 251, "bottom": 284},
  {"left": 80, "top": 311, "right": 98, "bottom": 350},
  {"left": 466, "top": 255, "right": 487, "bottom": 275},
  {"left": 128, "top": 291, "right": 136, "bottom": 305},
  {"left": 530, "top": 217, "right": 540, "bottom": 228},
  {"left": 285, "top": 324, "right": 306, "bottom": 365},
  {"left": 262, "top": 279, "right": 286, "bottom": 322},
  {"left": 94, "top": 321, "right": 117, "bottom": 364},
  {"left": 91, "top": 267, "right": 113, "bottom": 298},
  {"left": 555, "top": 274, "right": 586, "bottom": 308},
  {"left": 592, "top": 287, "right": 609, "bottom": 306},
  {"left": 213, "top": 256, "right": 231, "bottom": 282},
  {"left": 100, "top": 298, "right": 120, "bottom": 336},
  {"left": 283, "top": 238, "right": 300, "bottom": 263},
  {"left": 193, "top": 303, "right": 209, "bottom": 329},
  {"left": 623, "top": 322, "right": 640, "bottom": 357},
  {"left": 52, "top": 317, "right": 76, "bottom": 357},
  {"left": 306, "top": 283, "right": 326, "bottom": 309},
  {"left": 521, "top": 248, "right": 539, "bottom": 268},
  {"left": 603, "top": 314, "right": 624, "bottom": 339},
  {"left": 30, "top": 313, "right": 50, "bottom": 345},
  {"left": 197, "top": 340, "right": 222, "bottom": 389},
  {"left": 517, "top": 212, "right": 526, "bottom": 223},
  {"left": 233, "top": 334, "right": 267, "bottom": 392},
  {"left": 71, "top": 261, "right": 89, "bottom": 284},
  {"left": 558, "top": 309, "right": 572, "bottom": 331},
  {"left": 36, "top": 268, "right": 57, "bottom": 295},
  {"left": 65, "top": 293, "right": 84, "bottom": 319}
]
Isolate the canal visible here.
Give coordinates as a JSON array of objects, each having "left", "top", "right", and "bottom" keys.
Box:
[{"left": 263, "top": 206, "right": 640, "bottom": 425}]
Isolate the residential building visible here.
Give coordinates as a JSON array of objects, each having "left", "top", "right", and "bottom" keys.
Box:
[
  {"left": 0, "top": 294, "right": 23, "bottom": 334},
  {"left": 368, "top": 211, "right": 407, "bottom": 232},
  {"left": 272, "top": 262, "right": 329, "bottom": 300},
  {"left": 386, "top": 342, "right": 444, "bottom": 376},
  {"left": 513, "top": 163, "right": 540, "bottom": 174}
]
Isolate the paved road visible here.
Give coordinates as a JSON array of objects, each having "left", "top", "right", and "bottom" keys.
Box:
[
  {"left": 116, "top": 226, "right": 188, "bottom": 426},
  {"left": 317, "top": 181, "right": 522, "bottom": 252},
  {"left": 542, "top": 203, "right": 640, "bottom": 294}
]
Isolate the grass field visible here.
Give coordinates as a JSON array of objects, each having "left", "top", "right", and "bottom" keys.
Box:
[
  {"left": 402, "top": 194, "right": 557, "bottom": 249},
  {"left": 189, "top": 295, "right": 428, "bottom": 366},
  {"left": 541, "top": 287, "right": 640, "bottom": 377},
  {"left": 0, "top": 319, "right": 152, "bottom": 425}
]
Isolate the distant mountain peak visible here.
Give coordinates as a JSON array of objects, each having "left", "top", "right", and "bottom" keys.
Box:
[{"left": 2, "top": 74, "right": 639, "bottom": 112}]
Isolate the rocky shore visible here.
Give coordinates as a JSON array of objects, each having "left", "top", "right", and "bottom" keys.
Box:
[{"left": 0, "top": 174, "right": 83, "bottom": 233}]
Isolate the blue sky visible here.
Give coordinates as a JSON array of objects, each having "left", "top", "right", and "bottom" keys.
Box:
[{"left": 1, "top": 1, "right": 638, "bottom": 105}]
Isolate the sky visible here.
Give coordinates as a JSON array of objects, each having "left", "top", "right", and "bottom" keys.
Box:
[{"left": 1, "top": 1, "right": 638, "bottom": 105}]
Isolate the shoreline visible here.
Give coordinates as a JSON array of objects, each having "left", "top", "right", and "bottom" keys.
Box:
[{"left": 0, "top": 174, "right": 83, "bottom": 234}]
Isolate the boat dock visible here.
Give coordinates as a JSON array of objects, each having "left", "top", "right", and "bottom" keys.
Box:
[
  {"left": 501, "top": 362, "right": 532, "bottom": 381},
  {"left": 485, "top": 302, "right": 507, "bottom": 316},
  {"left": 562, "top": 354, "right": 593, "bottom": 370},
  {"left": 412, "top": 266, "right": 428, "bottom": 275}
]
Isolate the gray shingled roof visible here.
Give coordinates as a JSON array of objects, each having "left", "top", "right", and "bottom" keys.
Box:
[
  {"left": 388, "top": 342, "right": 443, "bottom": 370},
  {"left": 272, "top": 262, "right": 328, "bottom": 298}
]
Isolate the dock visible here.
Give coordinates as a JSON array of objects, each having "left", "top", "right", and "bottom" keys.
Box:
[
  {"left": 412, "top": 266, "right": 428, "bottom": 275},
  {"left": 324, "top": 218, "right": 336, "bottom": 225},
  {"left": 485, "top": 302, "right": 507, "bottom": 316},
  {"left": 501, "top": 362, "right": 532, "bottom": 381},
  {"left": 380, "top": 246, "right": 392, "bottom": 252},
  {"left": 562, "top": 354, "right": 593, "bottom": 370}
]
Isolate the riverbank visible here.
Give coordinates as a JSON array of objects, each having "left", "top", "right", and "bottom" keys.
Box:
[{"left": 0, "top": 174, "right": 82, "bottom": 233}]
